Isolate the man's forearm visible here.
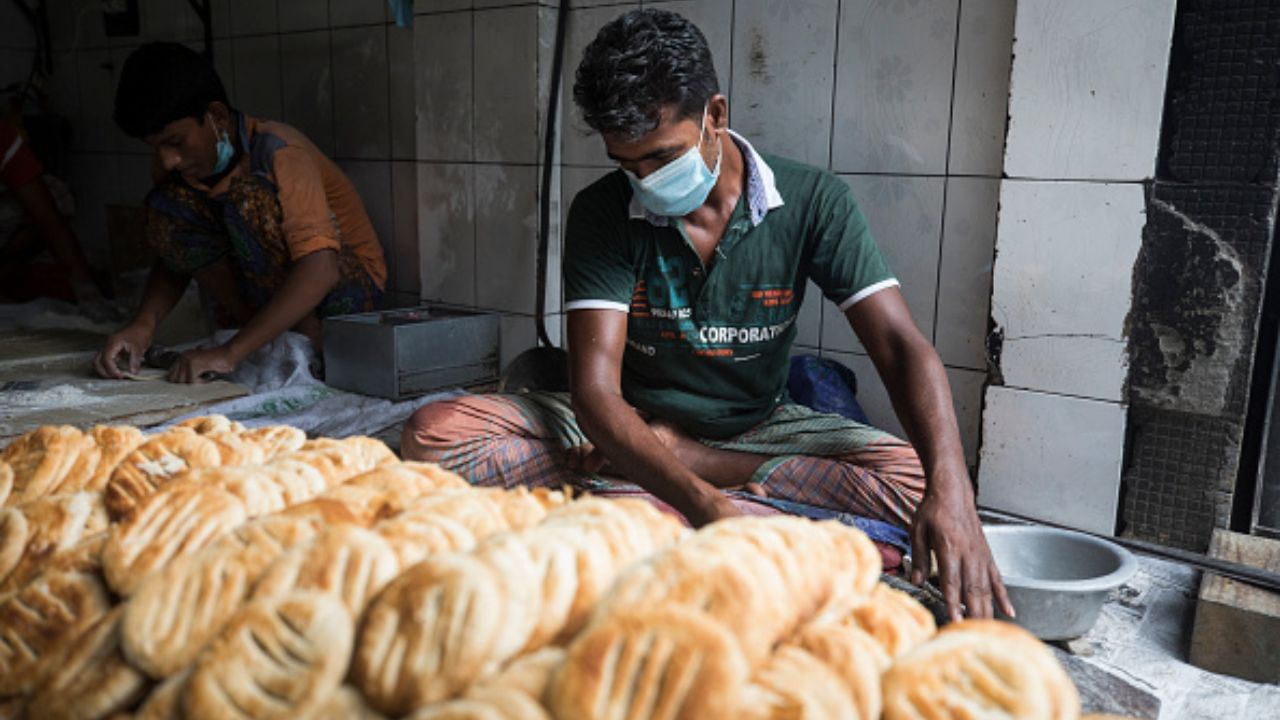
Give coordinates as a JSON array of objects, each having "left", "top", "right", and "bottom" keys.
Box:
[
  {"left": 876, "top": 337, "right": 971, "bottom": 493},
  {"left": 225, "top": 250, "right": 338, "bottom": 363},
  {"left": 132, "top": 261, "right": 189, "bottom": 332},
  {"left": 572, "top": 389, "right": 724, "bottom": 519}
]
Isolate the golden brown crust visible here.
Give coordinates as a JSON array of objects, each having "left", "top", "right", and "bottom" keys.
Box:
[
  {"left": 375, "top": 512, "right": 477, "bottom": 568},
  {"left": 122, "top": 515, "right": 323, "bottom": 679},
  {"left": 840, "top": 583, "right": 937, "bottom": 660},
  {"left": 175, "top": 415, "right": 244, "bottom": 435},
  {"left": 476, "top": 487, "right": 549, "bottom": 531},
  {"left": 133, "top": 669, "right": 188, "bottom": 720},
  {"left": 253, "top": 525, "right": 400, "bottom": 615},
  {"left": 0, "top": 569, "right": 112, "bottom": 696},
  {"left": 790, "top": 621, "right": 888, "bottom": 720},
  {"left": 103, "top": 482, "right": 248, "bottom": 596},
  {"left": 1, "top": 426, "right": 93, "bottom": 506},
  {"left": 204, "top": 431, "right": 268, "bottom": 467},
  {"left": 240, "top": 425, "right": 307, "bottom": 459},
  {"left": 548, "top": 606, "right": 750, "bottom": 720},
  {"left": 352, "top": 554, "right": 506, "bottom": 715},
  {"left": 881, "top": 619, "right": 1081, "bottom": 720},
  {"left": 104, "top": 428, "right": 223, "bottom": 520},
  {"left": 183, "top": 591, "right": 354, "bottom": 720},
  {"left": 286, "top": 437, "right": 395, "bottom": 487},
  {"left": 739, "top": 645, "right": 859, "bottom": 720},
  {"left": 476, "top": 647, "right": 566, "bottom": 705},
  {"left": 324, "top": 464, "right": 467, "bottom": 522},
  {"left": 311, "top": 685, "right": 388, "bottom": 720},
  {"left": 0, "top": 462, "right": 12, "bottom": 508},
  {"left": 0, "top": 493, "right": 109, "bottom": 592},
  {"left": 408, "top": 687, "right": 551, "bottom": 720},
  {"left": 26, "top": 606, "right": 149, "bottom": 720},
  {"left": 278, "top": 496, "right": 377, "bottom": 526},
  {"left": 81, "top": 425, "right": 147, "bottom": 494}
]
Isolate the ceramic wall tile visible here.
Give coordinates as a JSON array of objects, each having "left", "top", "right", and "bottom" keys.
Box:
[
  {"left": 417, "top": 0, "right": 472, "bottom": 13},
  {"left": 231, "top": 34, "right": 283, "bottom": 120},
  {"left": 331, "top": 0, "right": 388, "bottom": 26},
  {"left": 978, "top": 385, "right": 1124, "bottom": 535},
  {"left": 992, "top": 180, "right": 1145, "bottom": 402},
  {"left": 415, "top": 10, "right": 472, "bottom": 161},
  {"left": 935, "top": 176, "right": 998, "bottom": 370},
  {"left": 946, "top": 365, "right": 985, "bottom": 470},
  {"left": 213, "top": 39, "right": 235, "bottom": 98},
  {"left": 339, "top": 160, "right": 396, "bottom": 292},
  {"left": 832, "top": 0, "right": 958, "bottom": 174},
  {"left": 475, "top": 164, "right": 539, "bottom": 313},
  {"left": 227, "top": 0, "right": 278, "bottom": 36},
  {"left": 474, "top": 6, "right": 539, "bottom": 163},
  {"left": 140, "top": 0, "right": 203, "bottom": 42},
  {"left": 73, "top": 48, "right": 115, "bottom": 152},
  {"left": 279, "top": 30, "right": 335, "bottom": 155},
  {"left": 279, "top": 0, "right": 329, "bottom": 32},
  {"left": 1003, "top": 0, "right": 1175, "bottom": 181},
  {"left": 388, "top": 25, "right": 416, "bottom": 159},
  {"left": 949, "top": 0, "right": 1015, "bottom": 176},
  {"left": 333, "top": 25, "right": 391, "bottom": 158},
  {"left": 500, "top": 313, "right": 538, "bottom": 371},
  {"left": 731, "top": 0, "right": 838, "bottom": 167},
  {"left": 392, "top": 161, "right": 421, "bottom": 295},
  {"left": 418, "top": 162, "right": 476, "bottom": 306},
  {"left": 48, "top": 0, "right": 108, "bottom": 50},
  {"left": 822, "top": 174, "right": 944, "bottom": 353},
  {"left": 561, "top": 3, "right": 639, "bottom": 167}
]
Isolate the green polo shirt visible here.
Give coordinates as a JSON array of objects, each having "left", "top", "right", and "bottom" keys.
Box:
[{"left": 563, "top": 132, "right": 897, "bottom": 439}]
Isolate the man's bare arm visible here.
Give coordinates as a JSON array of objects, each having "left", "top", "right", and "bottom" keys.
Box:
[
  {"left": 847, "top": 287, "right": 1013, "bottom": 620},
  {"left": 567, "top": 309, "right": 738, "bottom": 525}
]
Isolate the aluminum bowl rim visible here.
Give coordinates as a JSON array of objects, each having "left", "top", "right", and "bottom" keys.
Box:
[{"left": 983, "top": 524, "right": 1139, "bottom": 594}]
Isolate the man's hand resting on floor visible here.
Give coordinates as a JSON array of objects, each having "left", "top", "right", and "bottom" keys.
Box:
[{"left": 909, "top": 478, "right": 1015, "bottom": 622}]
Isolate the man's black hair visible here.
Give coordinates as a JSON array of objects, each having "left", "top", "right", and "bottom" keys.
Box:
[
  {"left": 572, "top": 9, "right": 719, "bottom": 140},
  {"left": 113, "top": 42, "right": 229, "bottom": 138}
]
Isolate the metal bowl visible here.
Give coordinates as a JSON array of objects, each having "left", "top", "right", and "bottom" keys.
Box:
[{"left": 984, "top": 524, "right": 1139, "bottom": 640}]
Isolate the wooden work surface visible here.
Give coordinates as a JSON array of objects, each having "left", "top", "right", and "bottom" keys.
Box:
[{"left": 0, "top": 328, "right": 251, "bottom": 441}]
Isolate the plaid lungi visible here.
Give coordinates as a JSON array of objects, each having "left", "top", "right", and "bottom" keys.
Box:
[{"left": 402, "top": 391, "right": 925, "bottom": 528}]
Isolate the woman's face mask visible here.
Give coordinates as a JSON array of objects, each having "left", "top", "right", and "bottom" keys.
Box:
[{"left": 624, "top": 106, "right": 722, "bottom": 217}]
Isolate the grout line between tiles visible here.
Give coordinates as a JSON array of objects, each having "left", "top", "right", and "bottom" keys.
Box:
[{"left": 931, "top": 0, "right": 963, "bottom": 348}]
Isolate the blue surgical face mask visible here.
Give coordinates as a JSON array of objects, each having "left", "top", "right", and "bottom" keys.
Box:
[
  {"left": 210, "top": 116, "right": 234, "bottom": 175},
  {"left": 624, "top": 106, "right": 722, "bottom": 217}
]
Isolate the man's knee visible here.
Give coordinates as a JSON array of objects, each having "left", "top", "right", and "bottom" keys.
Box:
[{"left": 401, "top": 396, "right": 496, "bottom": 461}]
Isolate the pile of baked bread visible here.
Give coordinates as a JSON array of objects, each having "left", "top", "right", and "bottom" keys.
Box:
[{"left": 0, "top": 416, "right": 1118, "bottom": 720}]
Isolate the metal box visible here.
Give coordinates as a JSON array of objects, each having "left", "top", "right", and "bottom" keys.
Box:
[{"left": 323, "top": 307, "right": 501, "bottom": 400}]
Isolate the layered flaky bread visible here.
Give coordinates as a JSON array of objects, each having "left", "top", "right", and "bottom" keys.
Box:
[
  {"left": 0, "top": 492, "right": 108, "bottom": 592},
  {"left": 0, "top": 569, "right": 112, "bottom": 697},
  {"left": 80, "top": 426, "right": 146, "bottom": 494},
  {"left": 840, "top": 582, "right": 937, "bottom": 660},
  {"left": 122, "top": 514, "right": 326, "bottom": 678},
  {"left": 253, "top": 524, "right": 401, "bottom": 615},
  {"left": 25, "top": 607, "right": 148, "bottom": 720},
  {"left": 183, "top": 591, "right": 354, "bottom": 720},
  {"left": 548, "top": 606, "right": 751, "bottom": 720},
  {"left": 105, "top": 428, "right": 224, "bottom": 519},
  {"left": 240, "top": 425, "right": 307, "bottom": 459},
  {"left": 353, "top": 554, "right": 507, "bottom": 715},
  {"left": 0, "top": 462, "right": 13, "bottom": 507},
  {"left": 882, "top": 619, "right": 1081, "bottom": 720},
  {"left": 788, "top": 622, "right": 888, "bottom": 720},
  {"left": 408, "top": 687, "right": 552, "bottom": 720},
  {"left": 132, "top": 670, "right": 187, "bottom": 720},
  {"left": 313, "top": 685, "right": 389, "bottom": 720},
  {"left": 103, "top": 481, "right": 248, "bottom": 596},
  {"left": 1, "top": 426, "right": 94, "bottom": 507},
  {"left": 175, "top": 415, "right": 245, "bottom": 435},
  {"left": 737, "top": 645, "right": 860, "bottom": 720}
]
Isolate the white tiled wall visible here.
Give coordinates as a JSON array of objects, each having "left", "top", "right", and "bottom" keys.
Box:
[{"left": 977, "top": 0, "right": 1175, "bottom": 533}]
